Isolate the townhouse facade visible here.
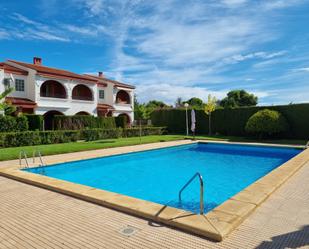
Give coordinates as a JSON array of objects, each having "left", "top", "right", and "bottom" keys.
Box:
[{"left": 0, "top": 57, "right": 134, "bottom": 129}]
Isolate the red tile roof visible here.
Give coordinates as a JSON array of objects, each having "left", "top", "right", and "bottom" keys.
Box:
[
  {"left": 8, "top": 60, "right": 97, "bottom": 83},
  {"left": 0, "top": 63, "right": 28, "bottom": 76},
  {"left": 97, "top": 104, "right": 115, "bottom": 110},
  {"left": 5, "top": 97, "right": 37, "bottom": 108},
  {"left": 84, "top": 74, "right": 135, "bottom": 89}
]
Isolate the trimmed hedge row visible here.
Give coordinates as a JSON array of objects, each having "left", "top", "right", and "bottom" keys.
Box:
[
  {"left": 151, "top": 103, "right": 309, "bottom": 139},
  {"left": 25, "top": 114, "right": 44, "bottom": 131},
  {"left": 115, "top": 116, "right": 127, "bottom": 128},
  {"left": 0, "top": 115, "right": 28, "bottom": 132},
  {"left": 81, "top": 127, "right": 166, "bottom": 141},
  {"left": 0, "top": 127, "right": 167, "bottom": 147},
  {"left": 0, "top": 130, "right": 79, "bottom": 148},
  {"left": 54, "top": 115, "right": 116, "bottom": 130}
]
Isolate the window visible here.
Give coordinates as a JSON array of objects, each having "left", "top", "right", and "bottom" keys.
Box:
[
  {"left": 15, "top": 79, "right": 25, "bottom": 92},
  {"left": 99, "top": 90, "right": 105, "bottom": 99},
  {"left": 3, "top": 78, "right": 11, "bottom": 90}
]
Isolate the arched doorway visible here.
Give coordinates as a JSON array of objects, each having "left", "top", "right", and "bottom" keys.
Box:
[
  {"left": 43, "top": 110, "right": 63, "bottom": 130},
  {"left": 116, "top": 90, "right": 130, "bottom": 104},
  {"left": 72, "top": 85, "right": 93, "bottom": 101},
  {"left": 40, "top": 80, "right": 67, "bottom": 99},
  {"left": 118, "top": 113, "right": 131, "bottom": 126},
  {"left": 75, "top": 111, "right": 90, "bottom": 115}
]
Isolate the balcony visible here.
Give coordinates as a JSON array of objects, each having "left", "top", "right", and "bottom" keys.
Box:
[
  {"left": 115, "top": 90, "right": 131, "bottom": 104},
  {"left": 72, "top": 84, "right": 93, "bottom": 101},
  {"left": 40, "top": 80, "right": 67, "bottom": 99}
]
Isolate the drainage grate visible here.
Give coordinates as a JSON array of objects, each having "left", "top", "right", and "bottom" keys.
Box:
[{"left": 118, "top": 226, "right": 140, "bottom": 237}]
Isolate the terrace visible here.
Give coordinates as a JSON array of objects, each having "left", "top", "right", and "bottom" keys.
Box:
[{"left": 0, "top": 140, "right": 308, "bottom": 248}]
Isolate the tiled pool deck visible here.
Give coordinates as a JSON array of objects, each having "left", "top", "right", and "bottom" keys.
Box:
[{"left": 0, "top": 140, "right": 309, "bottom": 248}]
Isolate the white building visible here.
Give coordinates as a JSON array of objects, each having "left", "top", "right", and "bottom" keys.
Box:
[{"left": 0, "top": 57, "right": 134, "bottom": 129}]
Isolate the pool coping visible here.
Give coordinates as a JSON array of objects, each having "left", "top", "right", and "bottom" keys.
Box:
[{"left": 0, "top": 140, "right": 308, "bottom": 241}]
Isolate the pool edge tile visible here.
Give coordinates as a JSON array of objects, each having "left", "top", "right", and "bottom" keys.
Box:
[{"left": 0, "top": 141, "right": 308, "bottom": 242}]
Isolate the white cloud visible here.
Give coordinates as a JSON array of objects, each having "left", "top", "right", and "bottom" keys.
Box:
[
  {"left": 62, "top": 24, "right": 97, "bottom": 36},
  {"left": 221, "top": 0, "right": 248, "bottom": 7},
  {"left": 263, "top": 0, "right": 305, "bottom": 10},
  {"left": 293, "top": 67, "right": 309, "bottom": 72},
  {"left": 135, "top": 83, "right": 270, "bottom": 104},
  {"left": 0, "top": 29, "right": 10, "bottom": 39},
  {"left": 222, "top": 51, "right": 287, "bottom": 65},
  {"left": 5, "top": 13, "right": 70, "bottom": 42}
]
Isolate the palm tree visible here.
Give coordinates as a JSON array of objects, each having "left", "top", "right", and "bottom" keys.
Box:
[{"left": 0, "top": 87, "right": 15, "bottom": 115}]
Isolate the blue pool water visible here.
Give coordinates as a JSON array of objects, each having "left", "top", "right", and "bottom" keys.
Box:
[{"left": 25, "top": 143, "right": 301, "bottom": 214}]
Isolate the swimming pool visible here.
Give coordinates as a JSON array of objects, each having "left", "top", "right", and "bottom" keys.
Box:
[{"left": 25, "top": 142, "right": 301, "bottom": 214}]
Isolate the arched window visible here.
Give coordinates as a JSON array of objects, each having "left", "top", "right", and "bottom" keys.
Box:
[
  {"left": 75, "top": 111, "right": 90, "bottom": 115},
  {"left": 40, "top": 80, "right": 67, "bottom": 99},
  {"left": 116, "top": 90, "right": 130, "bottom": 104},
  {"left": 118, "top": 113, "right": 131, "bottom": 125},
  {"left": 43, "top": 110, "right": 63, "bottom": 130},
  {"left": 72, "top": 84, "right": 93, "bottom": 101}
]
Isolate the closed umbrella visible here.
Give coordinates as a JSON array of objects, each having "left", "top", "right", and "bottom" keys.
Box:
[{"left": 191, "top": 109, "right": 196, "bottom": 139}]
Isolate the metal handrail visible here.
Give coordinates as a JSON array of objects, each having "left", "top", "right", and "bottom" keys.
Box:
[
  {"left": 33, "top": 149, "right": 45, "bottom": 167},
  {"left": 178, "top": 172, "right": 204, "bottom": 215},
  {"left": 19, "top": 150, "right": 29, "bottom": 168}
]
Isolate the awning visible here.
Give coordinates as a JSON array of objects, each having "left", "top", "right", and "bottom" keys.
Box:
[
  {"left": 5, "top": 97, "right": 37, "bottom": 109},
  {"left": 97, "top": 104, "right": 115, "bottom": 110}
]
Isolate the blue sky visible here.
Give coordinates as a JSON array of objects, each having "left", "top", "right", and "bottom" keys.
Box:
[{"left": 0, "top": 0, "right": 309, "bottom": 105}]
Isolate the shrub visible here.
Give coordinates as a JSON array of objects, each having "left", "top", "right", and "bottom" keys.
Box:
[
  {"left": 81, "top": 128, "right": 123, "bottom": 141},
  {"left": 26, "top": 115, "right": 43, "bottom": 131},
  {"left": 0, "top": 130, "right": 80, "bottom": 148},
  {"left": 151, "top": 103, "right": 309, "bottom": 139},
  {"left": 16, "top": 115, "right": 29, "bottom": 131},
  {"left": 123, "top": 127, "right": 166, "bottom": 137},
  {"left": 115, "top": 116, "right": 127, "bottom": 128},
  {"left": 54, "top": 115, "right": 116, "bottom": 130},
  {"left": 0, "top": 115, "right": 16, "bottom": 132},
  {"left": 245, "top": 109, "right": 289, "bottom": 138}
]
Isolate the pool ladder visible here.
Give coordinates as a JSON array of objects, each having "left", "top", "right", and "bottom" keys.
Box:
[
  {"left": 19, "top": 149, "right": 45, "bottom": 168},
  {"left": 19, "top": 150, "right": 29, "bottom": 168},
  {"left": 306, "top": 141, "right": 309, "bottom": 149},
  {"left": 178, "top": 172, "right": 204, "bottom": 215},
  {"left": 32, "top": 149, "right": 45, "bottom": 167}
]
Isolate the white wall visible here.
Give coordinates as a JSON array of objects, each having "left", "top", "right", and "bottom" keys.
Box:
[
  {"left": 35, "top": 76, "right": 98, "bottom": 116},
  {"left": 0, "top": 69, "right": 4, "bottom": 94},
  {"left": 0, "top": 62, "right": 135, "bottom": 122}
]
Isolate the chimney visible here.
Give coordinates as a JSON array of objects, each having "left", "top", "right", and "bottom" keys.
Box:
[
  {"left": 98, "top": 71, "right": 104, "bottom": 78},
  {"left": 33, "top": 57, "right": 42, "bottom": 65}
]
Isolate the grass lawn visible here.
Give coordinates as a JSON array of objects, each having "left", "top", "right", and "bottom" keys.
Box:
[{"left": 0, "top": 134, "right": 306, "bottom": 161}]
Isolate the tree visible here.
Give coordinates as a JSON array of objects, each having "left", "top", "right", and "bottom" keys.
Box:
[
  {"left": 204, "top": 94, "right": 217, "bottom": 135},
  {"left": 187, "top": 97, "right": 204, "bottom": 108},
  {"left": 134, "top": 96, "right": 148, "bottom": 120},
  {"left": 146, "top": 100, "right": 168, "bottom": 109},
  {"left": 220, "top": 90, "right": 258, "bottom": 108},
  {"left": 0, "top": 87, "right": 16, "bottom": 115},
  {"left": 245, "top": 109, "right": 289, "bottom": 138},
  {"left": 175, "top": 97, "right": 183, "bottom": 108},
  {"left": 134, "top": 97, "right": 169, "bottom": 120}
]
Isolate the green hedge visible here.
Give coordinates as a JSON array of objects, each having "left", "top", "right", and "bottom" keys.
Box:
[
  {"left": 0, "top": 127, "right": 167, "bottom": 147},
  {"left": 26, "top": 114, "right": 43, "bottom": 131},
  {"left": 115, "top": 116, "right": 127, "bottom": 128},
  {"left": 0, "top": 130, "right": 79, "bottom": 148},
  {"left": 54, "top": 115, "right": 116, "bottom": 130},
  {"left": 123, "top": 127, "right": 167, "bottom": 137},
  {"left": 81, "top": 127, "right": 166, "bottom": 141},
  {"left": 151, "top": 103, "right": 309, "bottom": 139},
  {"left": 81, "top": 128, "right": 123, "bottom": 141},
  {"left": 245, "top": 109, "right": 289, "bottom": 138},
  {"left": 0, "top": 115, "right": 29, "bottom": 132}
]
